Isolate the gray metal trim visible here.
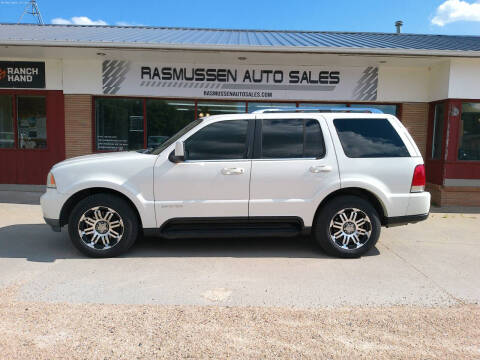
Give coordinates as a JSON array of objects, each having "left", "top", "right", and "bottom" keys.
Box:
[
  {"left": 443, "top": 178, "right": 480, "bottom": 187},
  {"left": 2, "top": 40, "right": 480, "bottom": 57}
]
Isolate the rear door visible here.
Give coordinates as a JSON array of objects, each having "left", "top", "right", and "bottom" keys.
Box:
[{"left": 249, "top": 114, "right": 340, "bottom": 227}]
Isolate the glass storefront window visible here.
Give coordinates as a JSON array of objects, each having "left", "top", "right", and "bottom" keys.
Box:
[
  {"left": 247, "top": 102, "right": 295, "bottom": 113},
  {"left": 0, "top": 95, "right": 14, "bottom": 149},
  {"left": 96, "top": 98, "right": 144, "bottom": 151},
  {"left": 431, "top": 103, "right": 445, "bottom": 160},
  {"left": 299, "top": 103, "right": 347, "bottom": 111},
  {"left": 17, "top": 96, "right": 47, "bottom": 149},
  {"left": 146, "top": 100, "right": 195, "bottom": 149},
  {"left": 92, "top": 98, "right": 400, "bottom": 152},
  {"left": 196, "top": 101, "right": 246, "bottom": 117},
  {"left": 458, "top": 103, "right": 480, "bottom": 161},
  {"left": 350, "top": 104, "right": 397, "bottom": 115}
]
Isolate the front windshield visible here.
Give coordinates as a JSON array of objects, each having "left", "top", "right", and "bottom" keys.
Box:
[{"left": 150, "top": 118, "right": 203, "bottom": 155}]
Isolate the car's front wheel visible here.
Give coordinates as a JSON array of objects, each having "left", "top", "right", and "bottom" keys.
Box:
[
  {"left": 313, "top": 195, "right": 381, "bottom": 258},
  {"left": 68, "top": 194, "right": 139, "bottom": 257}
]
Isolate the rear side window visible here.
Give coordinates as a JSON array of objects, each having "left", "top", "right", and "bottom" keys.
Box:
[
  {"left": 333, "top": 118, "right": 409, "bottom": 158},
  {"left": 261, "top": 118, "right": 325, "bottom": 158},
  {"left": 185, "top": 120, "right": 249, "bottom": 160}
]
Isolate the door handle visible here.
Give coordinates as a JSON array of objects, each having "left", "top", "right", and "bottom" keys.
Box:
[
  {"left": 310, "top": 165, "right": 332, "bottom": 173},
  {"left": 221, "top": 167, "right": 245, "bottom": 175}
]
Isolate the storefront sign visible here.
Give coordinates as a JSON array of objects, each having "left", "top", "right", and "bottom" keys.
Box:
[
  {"left": 102, "top": 60, "right": 378, "bottom": 101},
  {"left": 0, "top": 61, "right": 45, "bottom": 88}
]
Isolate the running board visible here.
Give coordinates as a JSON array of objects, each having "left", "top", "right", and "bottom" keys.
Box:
[{"left": 145, "top": 217, "right": 307, "bottom": 239}]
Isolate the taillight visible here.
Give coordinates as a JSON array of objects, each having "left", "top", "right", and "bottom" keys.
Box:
[{"left": 411, "top": 164, "right": 425, "bottom": 193}]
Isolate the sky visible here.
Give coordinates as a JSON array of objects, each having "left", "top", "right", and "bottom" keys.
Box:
[{"left": 1, "top": 0, "right": 480, "bottom": 35}]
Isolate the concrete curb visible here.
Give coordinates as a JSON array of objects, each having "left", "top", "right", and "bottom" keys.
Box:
[{"left": 0, "top": 184, "right": 46, "bottom": 193}]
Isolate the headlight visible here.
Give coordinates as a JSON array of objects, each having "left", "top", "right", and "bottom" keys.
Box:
[{"left": 47, "top": 172, "right": 56, "bottom": 189}]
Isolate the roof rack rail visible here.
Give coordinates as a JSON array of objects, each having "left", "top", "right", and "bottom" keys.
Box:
[{"left": 252, "top": 107, "right": 383, "bottom": 114}]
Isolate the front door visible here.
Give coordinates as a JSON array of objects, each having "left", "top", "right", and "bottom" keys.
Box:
[
  {"left": 0, "top": 90, "right": 65, "bottom": 184},
  {"left": 154, "top": 117, "right": 254, "bottom": 226},
  {"left": 249, "top": 114, "right": 340, "bottom": 227}
]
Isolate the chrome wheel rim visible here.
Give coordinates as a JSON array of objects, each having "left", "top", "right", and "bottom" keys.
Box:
[
  {"left": 77, "top": 206, "right": 124, "bottom": 250},
  {"left": 329, "top": 208, "right": 372, "bottom": 250}
]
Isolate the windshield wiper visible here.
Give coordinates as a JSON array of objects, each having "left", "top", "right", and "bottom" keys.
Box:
[{"left": 136, "top": 148, "right": 154, "bottom": 154}]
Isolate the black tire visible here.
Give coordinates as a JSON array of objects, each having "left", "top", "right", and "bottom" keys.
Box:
[
  {"left": 312, "top": 195, "right": 381, "bottom": 258},
  {"left": 68, "top": 194, "right": 139, "bottom": 258}
]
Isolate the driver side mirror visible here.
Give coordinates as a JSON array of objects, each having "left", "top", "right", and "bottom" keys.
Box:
[
  {"left": 169, "top": 141, "right": 185, "bottom": 163},
  {"left": 175, "top": 141, "right": 185, "bottom": 157}
]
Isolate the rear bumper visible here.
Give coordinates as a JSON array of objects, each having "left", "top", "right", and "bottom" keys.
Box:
[
  {"left": 44, "top": 217, "right": 61, "bottom": 232},
  {"left": 384, "top": 213, "right": 429, "bottom": 227},
  {"left": 407, "top": 191, "right": 431, "bottom": 216}
]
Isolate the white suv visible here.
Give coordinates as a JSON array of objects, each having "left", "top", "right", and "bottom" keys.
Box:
[{"left": 41, "top": 107, "right": 430, "bottom": 258}]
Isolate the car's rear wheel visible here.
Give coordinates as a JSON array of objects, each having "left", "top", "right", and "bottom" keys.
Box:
[
  {"left": 68, "top": 194, "right": 139, "bottom": 258},
  {"left": 313, "top": 195, "right": 381, "bottom": 258}
]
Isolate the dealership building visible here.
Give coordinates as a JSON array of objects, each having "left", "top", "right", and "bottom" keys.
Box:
[{"left": 0, "top": 23, "right": 480, "bottom": 206}]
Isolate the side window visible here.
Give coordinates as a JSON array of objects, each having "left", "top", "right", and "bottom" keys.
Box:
[
  {"left": 304, "top": 119, "right": 324, "bottom": 158},
  {"left": 261, "top": 118, "right": 325, "bottom": 158},
  {"left": 184, "top": 120, "right": 249, "bottom": 160},
  {"left": 333, "top": 118, "right": 410, "bottom": 158}
]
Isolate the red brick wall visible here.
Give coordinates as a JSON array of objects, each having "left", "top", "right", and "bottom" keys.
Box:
[
  {"left": 65, "top": 95, "right": 93, "bottom": 159},
  {"left": 427, "top": 183, "right": 480, "bottom": 206},
  {"left": 401, "top": 103, "right": 429, "bottom": 158}
]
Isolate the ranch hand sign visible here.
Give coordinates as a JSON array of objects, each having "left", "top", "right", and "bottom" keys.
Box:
[
  {"left": 102, "top": 60, "right": 378, "bottom": 101},
  {"left": 0, "top": 61, "right": 45, "bottom": 88}
]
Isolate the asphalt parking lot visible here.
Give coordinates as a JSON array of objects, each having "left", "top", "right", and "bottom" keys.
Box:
[{"left": 0, "top": 191, "right": 479, "bottom": 359}]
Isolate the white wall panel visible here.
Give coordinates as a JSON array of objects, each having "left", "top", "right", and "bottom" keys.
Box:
[
  {"left": 448, "top": 59, "right": 480, "bottom": 99},
  {"left": 428, "top": 61, "right": 450, "bottom": 101},
  {"left": 377, "top": 66, "right": 429, "bottom": 102},
  {"left": 62, "top": 59, "right": 102, "bottom": 94}
]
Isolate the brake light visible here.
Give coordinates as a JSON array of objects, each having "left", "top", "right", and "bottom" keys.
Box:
[{"left": 411, "top": 165, "right": 425, "bottom": 193}]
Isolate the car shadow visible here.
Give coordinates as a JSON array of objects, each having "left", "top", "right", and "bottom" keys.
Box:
[{"left": 0, "top": 223, "right": 380, "bottom": 262}]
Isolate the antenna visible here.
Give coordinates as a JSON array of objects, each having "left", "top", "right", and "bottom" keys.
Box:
[
  {"left": 0, "top": 0, "right": 44, "bottom": 24},
  {"left": 19, "top": 0, "right": 44, "bottom": 24}
]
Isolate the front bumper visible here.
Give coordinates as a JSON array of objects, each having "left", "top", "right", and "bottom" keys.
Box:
[
  {"left": 40, "top": 188, "right": 67, "bottom": 231},
  {"left": 44, "top": 217, "right": 61, "bottom": 232}
]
